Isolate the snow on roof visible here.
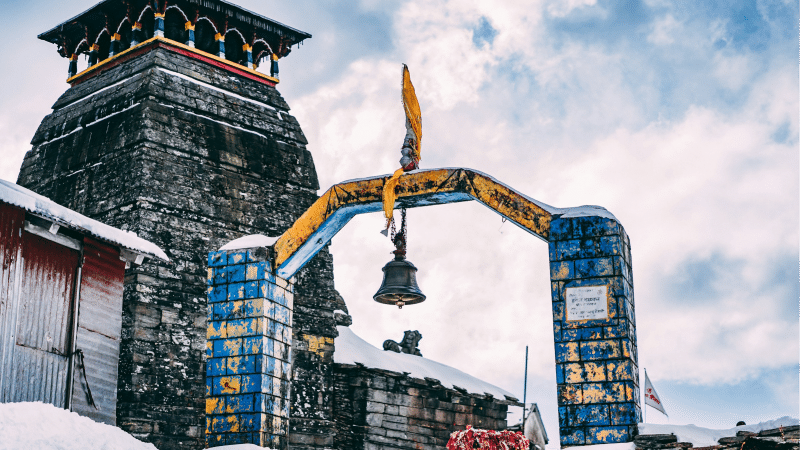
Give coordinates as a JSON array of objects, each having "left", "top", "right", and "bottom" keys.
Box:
[
  {"left": 334, "top": 326, "right": 517, "bottom": 400},
  {"left": 219, "top": 234, "right": 279, "bottom": 250},
  {"left": 638, "top": 416, "right": 799, "bottom": 447},
  {"left": 0, "top": 179, "right": 167, "bottom": 261},
  {"left": 0, "top": 401, "right": 157, "bottom": 450}
]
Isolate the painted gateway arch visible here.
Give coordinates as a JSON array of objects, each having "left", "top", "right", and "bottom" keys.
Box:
[{"left": 206, "top": 167, "right": 641, "bottom": 447}]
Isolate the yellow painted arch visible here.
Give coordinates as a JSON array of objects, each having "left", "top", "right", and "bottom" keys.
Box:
[{"left": 274, "top": 168, "right": 555, "bottom": 279}]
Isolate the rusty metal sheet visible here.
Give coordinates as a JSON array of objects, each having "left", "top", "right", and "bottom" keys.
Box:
[
  {"left": 70, "top": 237, "right": 126, "bottom": 425},
  {"left": 0, "top": 203, "right": 25, "bottom": 401},
  {"left": 274, "top": 168, "right": 553, "bottom": 278},
  {"left": 7, "top": 230, "right": 80, "bottom": 407}
]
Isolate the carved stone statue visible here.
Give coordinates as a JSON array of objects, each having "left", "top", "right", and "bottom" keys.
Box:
[{"left": 383, "top": 330, "right": 423, "bottom": 356}]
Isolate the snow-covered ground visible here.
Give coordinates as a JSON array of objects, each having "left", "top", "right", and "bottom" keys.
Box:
[
  {"left": 638, "top": 416, "right": 799, "bottom": 447},
  {"left": 0, "top": 402, "right": 277, "bottom": 450},
  {"left": 565, "top": 416, "right": 799, "bottom": 450},
  {"left": 0, "top": 402, "right": 156, "bottom": 450}
]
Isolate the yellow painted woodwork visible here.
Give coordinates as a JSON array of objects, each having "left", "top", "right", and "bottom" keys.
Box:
[{"left": 273, "top": 168, "right": 552, "bottom": 274}]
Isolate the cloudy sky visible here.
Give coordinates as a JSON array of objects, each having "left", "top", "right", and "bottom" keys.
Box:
[{"left": 1, "top": 0, "right": 797, "bottom": 443}]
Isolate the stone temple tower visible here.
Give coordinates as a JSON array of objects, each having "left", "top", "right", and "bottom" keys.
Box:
[{"left": 19, "top": 1, "right": 340, "bottom": 449}]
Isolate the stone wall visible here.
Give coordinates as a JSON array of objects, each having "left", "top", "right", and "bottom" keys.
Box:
[
  {"left": 17, "top": 46, "right": 339, "bottom": 449},
  {"left": 332, "top": 364, "right": 516, "bottom": 450}
]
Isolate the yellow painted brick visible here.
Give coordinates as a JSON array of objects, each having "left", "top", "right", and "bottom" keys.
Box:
[
  {"left": 207, "top": 321, "right": 227, "bottom": 339},
  {"left": 584, "top": 362, "right": 606, "bottom": 382},
  {"left": 558, "top": 384, "right": 583, "bottom": 404},
  {"left": 219, "top": 376, "right": 241, "bottom": 395},
  {"left": 565, "top": 363, "right": 584, "bottom": 383},
  {"left": 595, "top": 428, "right": 627, "bottom": 442},
  {"left": 227, "top": 356, "right": 243, "bottom": 374},
  {"left": 562, "top": 342, "right": 580, "bottom": 362},
  {"left": 303, "top": 334, "right": 334, "bottom": 357},
  {"left": 206, "top": 397, "right": 224, "bottom": 414},
  {"left": 246, "top": 265, "right": 259, "bottom": 280},
  {"left": 226, "top": 414, "right": 240, "bottom": 433},
  {"left": 582, "top": 383, "right": 625, "bottom": 404},
  {"left": 231, "top": 253, "right": 245, "bottom": 264},
  {"left": 207, "top": 267, "right": 213, "bottom": 282}
]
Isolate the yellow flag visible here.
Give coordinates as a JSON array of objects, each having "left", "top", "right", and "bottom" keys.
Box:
[
  {"left": 402, "top": 64, "right": 422, "bottom": 163},
  {"left": 383, "top": 65, "right": 422, "bottom": 229}
]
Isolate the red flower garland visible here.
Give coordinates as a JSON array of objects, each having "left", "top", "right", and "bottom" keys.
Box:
[{"left": 446, "top": 425, "right": 530, "bottom": 450}]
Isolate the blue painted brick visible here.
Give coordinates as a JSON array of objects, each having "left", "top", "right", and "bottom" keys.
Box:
[
  {"left": 550, "top": 261, "right": 574, "bottom": 280},
  {"left": 227, "top": 251, "right": 248, "bottom": 265},
  {"left": 550, "top": 218, "right": 572, "bottom": 240},
  {"left": 241, "top": 374, "right": 267, "bottom": 394},
  {"left": 558, "top": 406, "right": 569, "bottom": 428},
  {"left": 208, "top": 285, "right": 228, "bottom": 303},
  {"left": 259, "top": 281, "right": 275, "bottom": 300},
  {"left": 552, "top": 301, "right": 565, "bottom": 322},
  {"left": 239, "top": 413, "right": 263, "bottom": 432},
  {"left": 556, "top": 239, "right": 583, "bottom": 260},
  {"left": 225, "top": 394, "right": 255, "bottom": 413},
  {"left": 574, "top": 216, "right": 620, "bottom": 238},
  {"left": 206, "top": 377, "right": 213, "bottom": 396},
  {"left": 224, "top": 433, "right": 250, "bottom": 445},
  {"left": 208, "top": 357, "right": 227, "bottom": 376},
  {"left": 213, "top": 338, "right": 243, "bottom": 357},
  {"left": 560, "top": 427, "right": 585, "bottom": 446},
  {"left": 555, "top": 364, "right": 565, "bottom": 384},
  {"left": 571, "top": 404, "right": 610, "bottom": 426},
  {"left": 227, "top": 264, "right": 246, "bottom": 283},
  {"left": 575, "top": 257, "right": 615, "bottom": 277},
  {"left": 228, "top": 283, "right": 246, "bottom": 301},
  {"left": 244, "top": 336, "right": 268, "bottom": 356},
  {"left": 610, "top": 403, "right": 638, "bottom": 425},
  {"left": 551, "top": 281, "right": 562, "bottom": 302},
  {"left": 254, "top": 393, "right": 276, "bottom": 413},
  {"left": 586, "top": 426, "right": 629, "bottom": 444},
  {"left": 553, "top": 322, "right": 562, "bottom": 342},
  {"left": 579, "top": 340, "right": 621, "bottom": 361},
  {"left": 554, "top": 342, "right": 579, "bottom": 362},
  {"left": 209, "top": 251, "right": 227, "bottom": 267},
  {"left": 210, "top": 267, "right": 227, "bottom": 285},
  {"left": 244, "top": 281, "right": 259, "bottom": 299},
  {"left": 599, "top": 236, "right": 622, "bottom": 256},
  {"left": 228, "top": 355, "right": 257, "bottom": 375},
  {"left": 215, "top": 301, "right": 243, "bottom": 321},
  {"left": 563, "top": 327, "right": 603, "bottom": 341},
  {"left": 212, "top": 375, "right": 241, "bottom": 395}
]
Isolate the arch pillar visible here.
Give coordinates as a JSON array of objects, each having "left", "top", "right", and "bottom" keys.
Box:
[
  {"left": 243, "top": 44, "right": 253, "bottom": 68},
  {"left": 270, "top": 54, "right": 279, "bottom": 79},
  {"left": 87, "top": 43, "right": 99, "bottom": 67},
  {"left": 549, "top": 215, "right": 640, "bottom": 446}
]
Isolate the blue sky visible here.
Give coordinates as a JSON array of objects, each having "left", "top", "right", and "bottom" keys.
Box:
[{"left": 0, "top": 0, "right": 797, "bottom": 444}]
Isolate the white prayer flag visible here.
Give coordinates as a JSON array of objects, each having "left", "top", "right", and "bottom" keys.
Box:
[{"left": 644, "top": 371, "right": 668, "bottom": 417}]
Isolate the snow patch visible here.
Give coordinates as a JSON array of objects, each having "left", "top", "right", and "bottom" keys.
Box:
[
  {"left": 567, "top": 443, "right": 635, "bottom": 450},
  {"left": 0, "top": 401, "right": 157, "bottom": 450},
  {"left": 220, "top": 234, "right": 279, "bottom": 250},
  {"left": 334, "top": 326, "right": 515, "bottom": 399},
  {"left": 0, "top": 179, "right": 168, "bottom": 261},
  {"left": 638, "top": 416, "right": 799, "bottom": 447}
]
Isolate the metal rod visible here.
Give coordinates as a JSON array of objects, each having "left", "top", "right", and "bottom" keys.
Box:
[
  {"left": 522, "top": 345, "right": 529, "bottom": 428},
  {"left": 643, "top": 368, "right": 647, "bottom": 424},
  {"left": 65, "top": 258, "right": 83, "bottom": 411}
]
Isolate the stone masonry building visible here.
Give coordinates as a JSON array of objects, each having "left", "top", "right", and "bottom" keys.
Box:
[{"left": 19, "top": 1, "right": 340, "bottom": 448}]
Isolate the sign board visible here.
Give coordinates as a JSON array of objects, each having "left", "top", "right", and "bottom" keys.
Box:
[{"left": 565, "top": 286, "right": 608, "bottom": 321}]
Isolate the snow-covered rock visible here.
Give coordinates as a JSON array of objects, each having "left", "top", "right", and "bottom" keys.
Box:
[{"left": 334, "top": 326, "right": 516, "bottom": 400}]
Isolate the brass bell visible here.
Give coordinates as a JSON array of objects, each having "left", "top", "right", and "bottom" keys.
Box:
[
  {"left": 374, "top": 208, "right": 425, "bottom": 308},
  {"left": 374, "top": 256, "right": 426, "bottom": 308}
]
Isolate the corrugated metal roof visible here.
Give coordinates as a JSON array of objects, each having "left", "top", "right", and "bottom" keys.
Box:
[{"left": 0, "top": 179, "right": 167, "bottom": 261}]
